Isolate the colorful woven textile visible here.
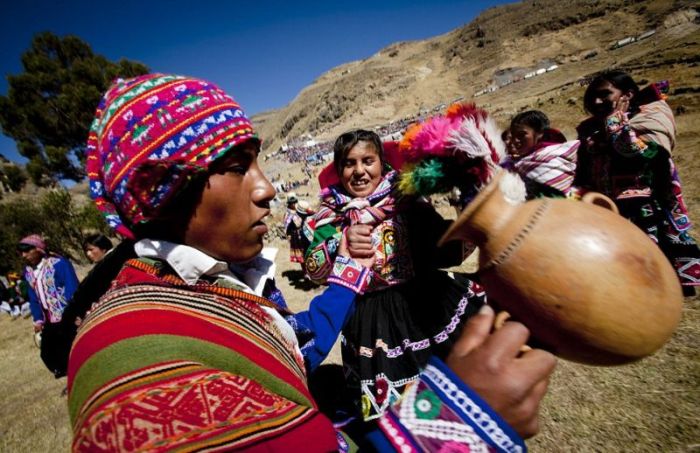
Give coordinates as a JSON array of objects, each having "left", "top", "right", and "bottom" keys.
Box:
[
  {"left": 67, "top": 259, "right": 339, "bottom": 452},
  {"left": 86, "top": 74, "right": 258, "bottom": 238},
  {"left": 314, "top": 170, "right": 398, "bottom": 229},
  {"left": 304, "top": 171, "right": 404, "bottom": 287}
]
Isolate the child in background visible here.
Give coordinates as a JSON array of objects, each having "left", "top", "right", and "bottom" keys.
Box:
[
  {"left": 503, "top": 110, "right": 579, "bottom": 199},
  {"left": 304, "top": 129, "right": 485, "bottom": 421}
]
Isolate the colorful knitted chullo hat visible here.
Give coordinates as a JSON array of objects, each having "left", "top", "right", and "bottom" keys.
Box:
[{"left": 86, "top": 73, "right": 259, "bottom": 238}]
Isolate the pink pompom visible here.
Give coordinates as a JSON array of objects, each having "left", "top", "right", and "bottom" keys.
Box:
[{"left": 406, "top": 116, "right": 460, "bottom": 160}]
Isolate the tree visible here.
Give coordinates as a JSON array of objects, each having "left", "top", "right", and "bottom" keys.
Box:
[
  {"left": 0, "top": 32, "right": 149, "bottom": 185},
  {"left": 1, "top": 163, "right": 28, "bottom": 193}
]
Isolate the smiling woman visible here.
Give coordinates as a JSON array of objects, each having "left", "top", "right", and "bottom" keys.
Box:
[{"left": 335, "top": 130, "right": 385, "bottom": 198}]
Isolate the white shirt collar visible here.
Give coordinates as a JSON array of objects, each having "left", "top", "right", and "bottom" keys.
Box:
[{"left": 133, "top": 239, "right": 278, "bottom": 297}]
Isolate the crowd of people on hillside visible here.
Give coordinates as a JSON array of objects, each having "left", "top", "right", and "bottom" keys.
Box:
[
  {"left": 278, "top": 139, "right": 333, "bottom": 164},
  {"left": 268, "top": 110, "right": 444, "bottom": 167},
  {"left": 4, "top": 68, "right": 697, "bottom": 452}
]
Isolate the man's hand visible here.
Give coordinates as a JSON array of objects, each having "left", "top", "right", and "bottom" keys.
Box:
[
  {"left": 447, "top": 305, "right": 556, "bottom": 439},
  {"left": 345, "top": 224, "right": 374, "bottom": 259}
]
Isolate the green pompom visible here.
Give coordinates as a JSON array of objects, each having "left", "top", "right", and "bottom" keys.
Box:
[{"left": 410, "top": 158, "right": 453, "bottom": 196}]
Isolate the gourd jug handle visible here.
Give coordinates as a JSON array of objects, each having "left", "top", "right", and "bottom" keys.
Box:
[{"left": 581, "top": 192, "right": 619, "bottom": 215}]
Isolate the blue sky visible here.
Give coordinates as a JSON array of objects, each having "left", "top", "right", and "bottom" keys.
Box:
[{"left": 0, "top": 0, "right": 509, "bottom": 164}]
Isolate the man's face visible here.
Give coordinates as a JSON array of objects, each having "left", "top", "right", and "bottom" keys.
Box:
[
  {"left": 20, "top": 246, "right": 43, "bottom": 267},
  {"left": 339, "top": 141, "right": 383, "bottom": 198},
  {"left": 183, "top": 142, "right": 276, "bottom": 263}
]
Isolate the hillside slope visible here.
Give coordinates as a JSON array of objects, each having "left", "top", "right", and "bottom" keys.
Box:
[{"left": 253, "top": 0, "right": 699, "bottom": 153}]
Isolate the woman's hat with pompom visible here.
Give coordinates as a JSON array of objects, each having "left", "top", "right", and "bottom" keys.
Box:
[{"left": 86, "top": 73, "right": 259, "bottom": 238}]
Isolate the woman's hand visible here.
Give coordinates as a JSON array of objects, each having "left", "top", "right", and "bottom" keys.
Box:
[
  {"left": 338, "top": 228, "right": 375, "bottom": 268},
  {"left": 345, "top": 224, "right": 374, "bottom": 259},
  {"left": 613, "top": 95, "right": 630, "bottom": 114},
  {"left": 446, "top": 305, "right": 557, "bottom": 439}
]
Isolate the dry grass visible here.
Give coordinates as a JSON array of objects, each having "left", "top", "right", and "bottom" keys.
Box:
[{"left": 0, "top": 316, "right": 71, "bottom": 452}]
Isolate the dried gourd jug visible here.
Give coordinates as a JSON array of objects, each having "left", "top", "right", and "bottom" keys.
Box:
[{"left": 440, "top": 172, "right": 683, "bottom": 365}]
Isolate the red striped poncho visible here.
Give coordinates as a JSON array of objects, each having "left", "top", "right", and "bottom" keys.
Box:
[{"left": 67, "top": 259, "right": 338, "bottom": 452}]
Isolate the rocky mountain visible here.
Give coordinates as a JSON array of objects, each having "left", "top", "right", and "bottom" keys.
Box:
[{"left": 253, "top": 0, "right": 699, "bottom": 153}]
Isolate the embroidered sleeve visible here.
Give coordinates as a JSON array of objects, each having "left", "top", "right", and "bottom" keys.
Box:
[
  {"left": 606, "top": 111, "right": 650, "bottom": 157},
  {"left": 290, "top": 255, "right": 369, "bottom": 371},
  {"left": 326, "top": 255, "right": 372, "bottom": 294},
  {"left": 373, "top": 357, "right": 526, "bottom": 453},
  {"left": 23, "top": 268, "right": 43, "bottom": 324},
  {"left": 289, "top": 283, "right": 356, "bottom": 371}
]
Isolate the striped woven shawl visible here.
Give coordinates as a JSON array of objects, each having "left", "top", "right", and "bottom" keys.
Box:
[
  {"left": 512, "top": 140, "right": 579, "bottom": 196},
  {"left": 67, "top": 260, "right": 337, "bottom": 452}
]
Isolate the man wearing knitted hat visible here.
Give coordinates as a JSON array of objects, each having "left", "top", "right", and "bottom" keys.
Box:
[
  {"left": 64, "top": 74, "right": 555, "bottom": 452},
  {"left": 17, "top": 234, "right": 78, "bottom": 334}
]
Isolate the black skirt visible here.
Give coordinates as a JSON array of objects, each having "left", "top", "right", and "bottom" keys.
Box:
[{"left": 340, "top": 270, "right": 485, "bottom": 420}]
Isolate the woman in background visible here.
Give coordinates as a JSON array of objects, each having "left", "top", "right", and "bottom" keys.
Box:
[
  {"left": 82, "top": 234, "right": 113, "bottom": 263},
  {"left": 576, "top": 70, "right": 700, "bottom": 293}
]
